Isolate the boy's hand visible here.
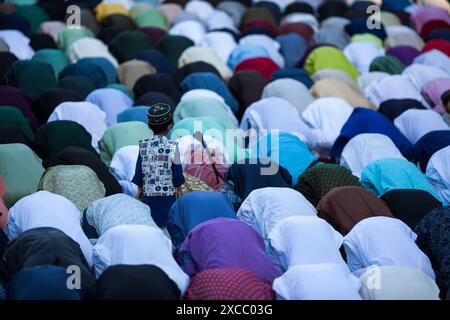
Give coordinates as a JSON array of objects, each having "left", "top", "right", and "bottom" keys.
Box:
[{"left": 176, "top": 187, "right": 183, "bottom": 198}]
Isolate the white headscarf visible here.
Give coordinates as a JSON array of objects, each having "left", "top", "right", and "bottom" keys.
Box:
[
  {"left": 413, "top": 49, "right": 450, "bottom": 75},
  {"left": 237, "top": 188, "right": 317, "bottom": 247},
  {"left": 239, "top": 34, "right": 285, "bottom": 68},
  {"left": 340, "top": 133, "right": 405, "bottom": 178},
  {"left": 92, "top": 224, "right": 190, "bottom": 294},
  {"left": 109, "top": 145, "right": 139, "bottom": 197},
  {"left": 48, "top": 101, "right": 107, "bottom": 151},
  {"left": 199, "top": 31, "right": 236, "bottom": 64},
  {"left": 343, "top": 42, "right": 385, "bottom": 74},
  {"left": 301, "top": 97, "right": 353, "bottom": 151},
  {"left": 0, "top": 30, "right": 34, "bottom": 60},
  {"left": 359, "top": 265, "right": 440, "bottom": 300},
  {"left": 184, "top": 0, "right": 215, "bottom": 22},
  {"left": 402, "top": 64, "right": 450, "bottom": 92},
  {"left": 343, "top": 216, "right": 435, "bottom": 280},
  {"left": 273, "top": 263, "right": 362, "bottom": 300},
  {"left": 261, "top": 78, "right": 315, "bottom": 115},
  {"left": 38, "top": 21, "right": 66, "bottom": 42},
  {"left": 169, "top": 20, "right": 206, "bottom": 45},
  {"left": 269, "top": 216, "right": 348, "bottom": 271},
  {"left": 240, "top": 97, "right": 312, "bottom": 144},
  {"left": 364, "top": 75, "right": 425, "bottom": 106},
  {"left": 426, "top": 145, "right": 450, "bottom": 206},
  {"left": 357, "top": 72, "right": 390, "bottom": 91},
  {"left": 283, "top": 13, "right": 319, "bottom": 31},
  {"left": 68, "top": 38, "right": 118, "bottom": 67},
  {"left": 205, "top": 9, "right": 238, "bottom": 32},
  {"left": 86, "top": 194, "right": 157, "bottom": 236},
  {"left": 394, "top": 109, "right": 449, "bottom": 144},
  {"left": 7, "top": 190, "right": 93, "bottom": 265}
]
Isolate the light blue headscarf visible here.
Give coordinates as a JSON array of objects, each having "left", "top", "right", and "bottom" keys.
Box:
[
  {"left": 79, "top": 57, "right": 117, "bottom": 84},
  {"left": 117, "top": 106, "right": 148, "bottom": 123},
  {"left": 360, "top": 158, "right": 441, "bottom": 201},
  {"left": 227, "top": 44, "right": 271, "bottom": 70},
  {"left": 250, "top": 132, "right": 316, "bottom": 185},
  {"left": 276, "top": 33, "right": 308, "bottom": 68},
  {"left": 85, "top": 88, "right": 132, "bottom": 126}
]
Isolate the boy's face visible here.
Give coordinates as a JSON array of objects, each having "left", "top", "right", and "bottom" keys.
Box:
[{"left": 445, "top": 101, "right": 450, "bottom": 114}]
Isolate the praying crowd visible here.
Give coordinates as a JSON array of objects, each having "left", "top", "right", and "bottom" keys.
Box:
[{"left": 1, "top": 0, "right": 450, "bottom": 301}]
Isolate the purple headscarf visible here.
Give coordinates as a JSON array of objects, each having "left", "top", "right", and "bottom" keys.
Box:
[
  {"left": 387, "top": 46, "right": 421, "bottom": 66},
  {"left": 0, "top": 86, "right": 38, "bottom": 130}
]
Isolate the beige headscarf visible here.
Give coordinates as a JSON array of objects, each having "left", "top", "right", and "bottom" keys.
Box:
[
  {"left": 359, "top": 266, "right": 441, "bottom": 300},
  {"left": 310, "top": 78, "right": 375, "bottom": 109},
  {"left": 118, "top": 59, "right": 156, "bottom": 90}
]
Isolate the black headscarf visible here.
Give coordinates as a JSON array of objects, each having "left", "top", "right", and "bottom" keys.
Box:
[
  {"left": 43, "top": 146, "right": 122, "bottom": 196},
  {"left": 100, "top": 13, "right": 136, "bottom": 31},
  {"left": 174, "top": 61, "right": 221, "bottom": 85},
  {"left": 34, "top": 120, "right": 98, "bottom": 160},
  {"left": 0, "top": 12, "right": 30, "bottom": 36},
  {"left": 381, "top": 189, "right": 442, "bottom": 229},
  {"left": 56, "top": 75, "right": 96, "bottom": 99},
  {"left": 133, "top": 73, "right": 180, "bottom": 101},
  {"left": 224, "top": 160, "right": 292, "bottom": 203},
  {"left": 0, "top": 124, "right": 32, "bottom": 147},
  {"left": 97, "top": 27, "right": 126, "bottom": 45},
  {"left": 318, "top": 1, "right": 348, "bottom": 21},
  {"left": 134, "top": 91, "right": 176, "bottom": 113},
  {"left": 0, "top": 227, "right": 96, "bottom": 294},
  {"left": 378, "top": 99, "right": 426, "bottom": 122},
  {"left": 0, "top": 52, "right": 18, "bottom": 81},
  {"left": 32, "top": 88, "right": 82, "bottom": 124},
  {"left": 284, "top": 2, "right": 314, "bottom": 15},
  {"left": 91, "top": 264, "right": 181, "bottom": 300},
  {"left": 29, "top": 33, "right": 57, "bottom": 51}
]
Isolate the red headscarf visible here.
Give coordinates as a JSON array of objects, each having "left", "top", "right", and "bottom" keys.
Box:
[
  {"left": 235, "top": 57, "right": 279, "bottom": 80},
  {"left": 279, "top": 22, "right": 314, "bottom": 42},
  {"left": 184, "top": 268, "right": 275, "bottom": 300},
  {"left": 423, "top": 39, "right": 450, "bottom": 57}
]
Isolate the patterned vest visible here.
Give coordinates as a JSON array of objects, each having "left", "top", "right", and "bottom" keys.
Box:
[{"left": 139, "top": 135, "right": 177, "bottom": 197}]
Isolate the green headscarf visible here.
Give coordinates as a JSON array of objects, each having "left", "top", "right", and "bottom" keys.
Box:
[
  {"left": 57, "top": 26, "right": 94, "bottom": 55},
  {"left": 156, "top": 35, "right": 194, "bottom": 68},
  {"left": 0, "top": 106, "right": 34, "bottom": 141},
  {"left": 369, "top": 55, "right": 405, "bottom": 75},
  {"left": 5, "top": 60, "right": 56, "bottom": 100},
  {"left": 14, "top": 4, "right": 50, "bottom": 33},
  {"left": 129, "top": 3, "right": 153, "bottom": 19},
  {"left": 173, "top": 97, "right": 237, "bottom": 129},
  {"left": 99, "top": 121, "right": 153, "bottom": 165},
  {"left": 133, "top": 9, "right": 167, "bottom": 30},
  {"left": 4, "top": 0, "right": 36, "bottom": 4},
  {"left": 0, "top": 143, "right": 44, "bottom": 208},
  {"left": 241, "top": 7, "right": 276, "bottom": 27},
  {"left": 32, "top": 49, "right": 69, "bottom": 77},
  {"left": 34, "top": 120, "right": 98, "bottom": 159},
  {"left": 39, "top": 164, "right": 106, "bottom": 213},
  {"left": 109, "top": 31, "right": 152, "bottom": 63},
  {"left": 304, "top": 46, "right": 360, "bottom": 81}
]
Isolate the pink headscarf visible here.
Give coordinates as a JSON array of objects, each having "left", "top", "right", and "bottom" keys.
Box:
[
  {"left": 412, "top": 6, "right": 450, "bottom": 35},
  {"left": 0, "top": 176, "right": 8, "bottom": 231},
  {"left": 422, "top": 78, "right": 450, "bottom": 114}
]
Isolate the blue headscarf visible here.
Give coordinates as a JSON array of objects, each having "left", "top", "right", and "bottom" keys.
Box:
[
  {"left": 330, "top": 108, "right": 413, "bottom": 160},
  {"left": 227, "top": 44, "right": 271, "bottom": 70},
  {"left": 344, "top": 18, "right": 387, "bottom": 41},
  {"left": 78, "top": 57, "right": 117, "bottom": 84},
  {"left": 180, "top": 72, "right": 239, "bottom": 114},
  {"left": 117, "top": 106, "right": 148, "bottom": 123},
  {"left": 269, "top": 68, "right": 313, "bottom": 88},
  {"left": 59, "top": 60, "right": 108, "bottom": 88},
  {"left": 412, "top": 130, "right": 450, "bottom": 172},
  {"left": 276, "top": 33, "right": 309, "bottom": 68},
  {"left": 167, "top": 191, "right": 237, "bottom": 249},
  {"left": 134, "top": 49, "right": 176, "bottom": 76},
  {"left": 360, "top": 158, "right": 441, "bottom": 201},
  {"left": 381, "top": 0, "right": 411, "bottom": 12},
  {"left": 6, "top": 265, "right": 82, "bottom": 300},
  {"left": 251, "top": 132, "right": 317, "bottom": 185}
]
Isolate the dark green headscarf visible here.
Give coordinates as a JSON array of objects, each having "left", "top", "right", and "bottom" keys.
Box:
[
  {"left": 108, "top": 31, "right": 152, "bottom": 63},
  {"left": 31, "top": 49, "right": 69, "bottom": 77},
  {"left": 34, "top": 120, "right": 98, "bottom": 159},
  {"left": 14, "top": 4, "right": 50, "bottom": 33},
  {"left": 56, "top": 75, "right": 96, "bottom": 99},
  {"left": 369, "top": 55, "right": 405, "bottom": 75},
  {"left": 4, "top": 60, "right": 56, "bottom": 100},
  {"left": 156, "top": 35, "right": 194, "bottom": 68},
  {"left": 296, "top": 163, "right": 361, "bottom": 207},
  {"left": 0, "top": 106, "right": 34, "bottom": 141}
]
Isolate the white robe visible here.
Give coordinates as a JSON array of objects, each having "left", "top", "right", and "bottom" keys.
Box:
[{"left": 109, "top": 145, "right": 139, "bottom": 197}]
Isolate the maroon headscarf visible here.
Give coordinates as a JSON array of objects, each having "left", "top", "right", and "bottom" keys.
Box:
[{"left": 0, "top": 86, "right": 37, "bottom": 130}]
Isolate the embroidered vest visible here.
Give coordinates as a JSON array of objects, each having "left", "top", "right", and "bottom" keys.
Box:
[{"left": 139, "top": 135, "right": 176, "bottom": 197}]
